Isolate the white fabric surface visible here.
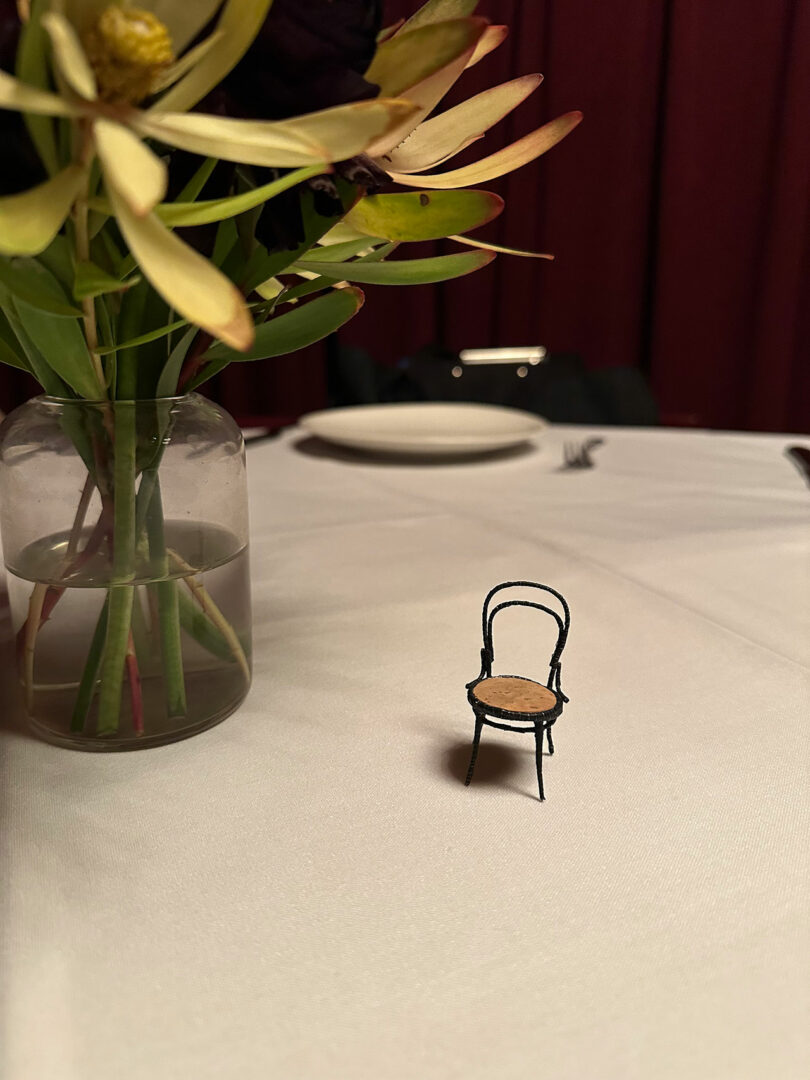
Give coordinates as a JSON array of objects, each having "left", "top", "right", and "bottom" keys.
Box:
[{"left": 2, "top": 423, "right": 809, "bottom": 1080}]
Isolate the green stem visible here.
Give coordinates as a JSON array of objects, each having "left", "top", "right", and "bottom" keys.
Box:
[
  {"left": 145, "top": 477, "right": 186, "bottom": 718},
  {"left": 111, "top": 406, "right": 137, "bottom": 584},
  {"left": 169, "top": 548, "right": 251, "bottom": 685},
  {"left": 73, "top": 124, "right": 106, "bottom": 396},
  {"left": 70, "top": 596, "right": 109, "bottom": 733},
  {"left": 96, "top": 404, "right": 136, "bottom": 735},
  {"left": 96, "top": 587, "right": 134, "bottom": 735},
  {"left": 177, "top": 585, "right": 236, "bottom": 663}
]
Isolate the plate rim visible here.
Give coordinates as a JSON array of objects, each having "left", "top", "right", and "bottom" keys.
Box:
[{"left": 298, "top": 402, "right": 546, "bottom": 455}]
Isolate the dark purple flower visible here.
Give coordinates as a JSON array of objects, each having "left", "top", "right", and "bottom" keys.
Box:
[
  {"left": 211, "top": 0, "right": 384, "bottom": 121},
  {"left": 202, "top": 0, "right": 389, "bottom": 253}
]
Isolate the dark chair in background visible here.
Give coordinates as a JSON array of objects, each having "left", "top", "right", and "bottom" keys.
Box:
[{"left": 327, "top": 343, "right": 659, "bottom": 426}]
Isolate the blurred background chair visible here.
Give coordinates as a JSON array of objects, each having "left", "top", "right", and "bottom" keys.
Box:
[{"left": 327, "top": 342, "right": 659, "bottom": 426}]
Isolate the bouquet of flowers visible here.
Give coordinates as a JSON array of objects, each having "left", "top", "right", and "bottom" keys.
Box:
[{"left": 0, "top": 0, "right": 580, "bottom": 747}]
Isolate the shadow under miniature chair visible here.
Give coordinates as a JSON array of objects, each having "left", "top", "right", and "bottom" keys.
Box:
[{"left": 465, "top": 581, "right": 571, "bottom": 801}]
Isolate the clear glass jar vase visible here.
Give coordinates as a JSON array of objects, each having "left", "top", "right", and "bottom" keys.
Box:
[{"left": 0, "top": 394, "right": 252, "bottom": 750}]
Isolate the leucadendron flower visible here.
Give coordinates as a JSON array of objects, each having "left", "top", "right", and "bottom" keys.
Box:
[
  {"left": 0, "top": 0, "right": 417, "bottom": 348},
  {"left": 351, "top": 6, "right": 583, "bottom": 257}
]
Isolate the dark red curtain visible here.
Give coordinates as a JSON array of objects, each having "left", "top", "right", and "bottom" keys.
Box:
[
  {"left": 219, "top": 0, "right": 810, "bottom": 432},
  {"left": 2, "top": 1, "right": 807, "bottom": 431}
]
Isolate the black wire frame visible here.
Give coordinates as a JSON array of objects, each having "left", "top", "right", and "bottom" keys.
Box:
[{"left": 464, "top": 581, "right": 571, "bottom": 802}]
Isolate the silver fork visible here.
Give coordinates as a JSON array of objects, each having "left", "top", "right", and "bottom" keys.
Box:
[{"left": 563, "top": 437, "right": 604, "bottom": 469}]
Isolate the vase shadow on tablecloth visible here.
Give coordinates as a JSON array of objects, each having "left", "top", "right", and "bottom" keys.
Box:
[
  {"left": 292, "top": 435, "right": 537, "bottom": 467},
  {"left": 439, "top": 737, "right": 550, "bottom": 802}
]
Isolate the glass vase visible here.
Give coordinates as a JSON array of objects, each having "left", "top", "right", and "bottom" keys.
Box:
[{"left": 0, "top": 394, "right": 252, "bottom": 750}]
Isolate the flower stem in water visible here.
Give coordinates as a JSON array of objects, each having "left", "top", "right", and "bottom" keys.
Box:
[
  {"left": 96, "top": 404, "right": 137, "bottom": 735},
  {"left": 70, "top": 596, "right": 109, "bottom": 733},
  {"left": 145, "top": 477, "right": 187, "bottom": 718},
  {"left": 169, "top": 549, "right": 250, "bottom": 685}
]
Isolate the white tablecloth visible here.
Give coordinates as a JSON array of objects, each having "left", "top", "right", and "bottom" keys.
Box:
[{"left": 2, "top": 424, "right": 809, "bottom": 1080}]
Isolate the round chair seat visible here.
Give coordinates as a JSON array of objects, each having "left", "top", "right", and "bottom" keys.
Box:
[{"left": 471, "top": 676, "right": 557, "bottom": 714}]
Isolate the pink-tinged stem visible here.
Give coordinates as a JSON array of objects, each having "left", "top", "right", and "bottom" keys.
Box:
[
  {"left": 61, "top": 508, "right": 112, "bottom": 581},
  {"left": 126, "top": 631, "right": 143, "bottom": 736},
  {"left": 177, "top": 330, "right": 213, "bottom": 393},
  {"left": 15, "top": 507, "right": 112, "bottom": 663},
  {"left": 23, "top": 583, "right": 47, "bottom": 713},
  {"left": 65, "top": 474, "right": 95, "bottom": 559}
]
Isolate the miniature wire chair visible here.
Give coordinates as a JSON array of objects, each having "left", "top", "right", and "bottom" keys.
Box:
[{"left": 465, "top": 581, "right": 571, "bottom": 802}]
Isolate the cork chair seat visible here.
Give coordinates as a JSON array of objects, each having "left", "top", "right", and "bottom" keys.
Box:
[{"left": 470, "top": 675, "right": 558, "bottom": 718}]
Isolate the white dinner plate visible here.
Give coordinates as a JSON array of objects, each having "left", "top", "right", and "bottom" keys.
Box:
[{"left": 299, "top": 402, "right": 547, "bottom": 457}]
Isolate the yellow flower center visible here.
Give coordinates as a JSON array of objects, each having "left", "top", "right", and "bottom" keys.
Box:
[{"left": 84, "top": 5, "right": 175, "bottom": 104}]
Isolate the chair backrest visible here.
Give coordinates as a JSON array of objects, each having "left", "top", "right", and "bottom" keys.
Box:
[{"left": 480, "top": 581, "right": 570, "bottom": 687}]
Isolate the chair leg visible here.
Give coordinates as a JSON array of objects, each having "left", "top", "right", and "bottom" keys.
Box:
[
  {"left": 465, "top": 714, "right": 484, "bottom": 787},
  {"left": 546, "top": 723, "right": 555, "bottom": 756},
  {"left": 534, "top": 725, "right": 545, "bottom": 802}
]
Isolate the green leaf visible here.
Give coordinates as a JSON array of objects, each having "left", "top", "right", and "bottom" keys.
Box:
[
  {"left": 14, "top": 297, "right": 103, "bottom": 399},
  {"left": 205, "top": 287, "right": 365, "bottom": 364},
  {"left": 16, "top": 0, "right": 60, "bottom": 176},
  {"left": 275, "top": 278, "right": 331, "bottom": 305},
  {"left": 293, "top": 249, "right": 495, "bottom": 286},
  {"left": 96, "top": 295, "right": 115, "bottom": 348},
  {"left": 156, "top": 326, "right": 197, "bottom": 398},
  {"left": 176, "top": 156, "right": 218, "bottom": 202},
  {"left": 0, "top": 292, "right": 70, "bottom": 396},
  {"left": 301, "top": 237, "right": 389, "bottom": 262},
  {"left": 0, "top": 309, "right": 30, "bottom": 371},
  {"left": 347, "top": 190, "right": 503, "bottom": 242},
  {"left": 95, "top": 295, "right": 116, "bottom": 390},
  {"left": 36, "top": 234, "right": 75, "bottom": 289},
  {"left": 88, "top": 208, "right": 109, "bottom": 239},
  {"left": 95, "top": 317, "right": 189, "bottom": 355},
  {"left": 74, "top": 261, "right": 140, "bottom": 300},
  {"left": 91, "top": 228, "right": 126, "bottom": 278},
  {"left": 0, "top": 256, "right": 82, "bottom": 316},
  {"left": 401, "top": 0, "right": 480, "bottom": 33},
  {"left": 353, "top": 243, "right": 399, "bottom": 264},
  {"left": 449, "top": 234, "right": 554, "bottom": 259},
  {"left": 0, "top": 334, "right": 29, "bottom": 372},
  {"left": 2, "top": 260, "right": 101, "bottom": 399},
  {"left": 213, "top": 218, "right": 239, "bottom": 270},
  {"left": 156, "top": 165, "right": 327, "bottom": 227},
  {"left": 365, "top": 17, "right": 486, "bottom": 98},
  {"left": 278, "top": 244, "right": 397, "bottom": 305}
]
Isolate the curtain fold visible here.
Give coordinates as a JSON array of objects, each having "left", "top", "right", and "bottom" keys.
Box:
[{"left": 649, "top": 0, "right": 810, "bottom": 431}]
